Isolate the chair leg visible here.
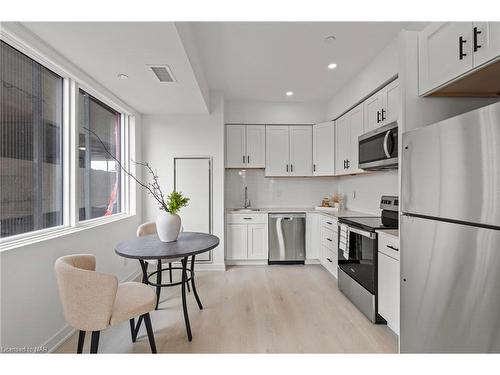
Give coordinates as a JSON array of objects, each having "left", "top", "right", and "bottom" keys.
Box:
[
  {"left": 155, "top": 260, "right": 162, "bottom": 309},
  {"left": 77, "top": 330, "right": 85, "bottom": 354},
  {"left": 143, "top": 313, "right": 157, "bottom": 354},
  {"left": 130, "top": 319, "right": 136, "bottom": 342},
  {"left": 169, "top": 262, "right": 173, "bottom": 283},
  {"left": 90, "top": 331, "right": 100, "bottom": 354}
]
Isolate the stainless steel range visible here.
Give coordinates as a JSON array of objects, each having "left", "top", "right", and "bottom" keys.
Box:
[{"left": 337, "top": 196, "right": 399, "bottom": 323}]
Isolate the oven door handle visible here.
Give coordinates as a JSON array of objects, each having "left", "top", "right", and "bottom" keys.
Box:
[
  {"left": 383, "top": 130, "right": 392, "bottom": 158},
  {"left": 348, "top": 226, "right": 376, "bottom": 239}
]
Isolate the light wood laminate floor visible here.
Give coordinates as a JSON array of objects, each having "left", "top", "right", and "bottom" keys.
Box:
[{"left": 56, "top": 265, "right": 398, "bottom": 353}]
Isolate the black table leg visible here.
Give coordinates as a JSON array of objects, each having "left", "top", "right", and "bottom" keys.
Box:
[
  {"left": 190, "top": 255, "right": 203, "bottom": 310},
  {"left": 135, "top": 260, "right": 149, "bottom": 334},
  {"left": 155, "top": 260, "right": 162, "bottom": 309},
  {"left": 181, "top": 256, "right": 192, "bottom": 341},
  {"left": 77, "top": 330, "right": 85, "bottom": 353}
]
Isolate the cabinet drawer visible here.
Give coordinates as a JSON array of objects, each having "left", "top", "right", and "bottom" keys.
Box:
[
  {"left": 378, "top": 233, "right": 399, "bottom": 260},
  {"left": 321, "top": 226, "right": 336, "bottom": 250},
  {"left": 320, "top": 215, "right": 338, "bottom": 231},
  {"left": 322, "top": 246, "right": 338, "bottom": 278},
  {"left": 226, "top": 213, "right": 268, "bottom": 224}
]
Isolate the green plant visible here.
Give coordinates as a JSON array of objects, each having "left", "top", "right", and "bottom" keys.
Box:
[{"left": 165, "top": 191, "right": 189, "bottom": 215}]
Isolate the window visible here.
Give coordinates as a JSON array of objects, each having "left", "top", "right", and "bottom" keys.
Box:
[
  {"left": 78, "top": 90, "right": 122, "bottom": 221},
  {"left": 0, "top": 41, "right": 64, "bottom": 238}
]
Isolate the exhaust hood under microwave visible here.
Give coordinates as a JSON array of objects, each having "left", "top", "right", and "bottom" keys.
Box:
[{"left": 358, "top": 121, "right": 398, "bottom": 171}]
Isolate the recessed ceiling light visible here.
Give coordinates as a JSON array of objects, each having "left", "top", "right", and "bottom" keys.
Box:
[
  {"left": 286, "top": 91, "right": 294, "bottom": 96},
  {"left": 324, "top": 35, "right": 337, "bottom": 43},
  {"left": 117, "top": 74, "right": 129, "bottom": 80},
  {"left": 328, "top": 63, "right": 337, "bottom": 70}
]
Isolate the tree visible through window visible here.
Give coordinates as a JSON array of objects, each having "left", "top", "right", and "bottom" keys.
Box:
[
  {"left": 0, "top": 41, "right": 63, "bottom": 238},
  {"left": 78, "top": 90, "right": 122, "bottom": 220}
]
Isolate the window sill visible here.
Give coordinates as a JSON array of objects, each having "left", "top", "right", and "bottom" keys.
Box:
[{"left": 0, "top": 213, "right": 136, "bottom": 253}]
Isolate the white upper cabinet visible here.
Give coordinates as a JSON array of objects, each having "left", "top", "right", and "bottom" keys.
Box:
[
  {"left": 225, "top": 125, "right": 265, "bottom": 168},
  {"left": 312, "top": 122, "right": 335, "bottom": 176},
  {"left": 225, "top": 125, "right": 246, "bottom": 168},
  {"left": 266, "top": 125, "right": 312, "bottom": 177},
  {"left": 265, "top": 126, "right": 290, "bottom": 176},
  {"left": 472, "top": 22, "right": 500, "bottom": 67},
  {"left": 335, "top": 104, "right": 365, "bottom": 175},
  {"left": 289, "top": 126, "right": 313, "bottom": 176},
  {"left": 419, "top": 22, "right": 473, "bottom": 94},
  {"left": 363, "top": 79, "right": 400, "bottom": 133},
  {"left": 334, "top": 115, "right": 350, "bottom": 175},
  {"left": 419, "top": 22, "right": 500, "bottom": 95},
  {"left": 245, "top": 125, "right": 266, "bottom": 168},
  {"left": 364, "top": 90, "right": 384, "bottom": 133}
]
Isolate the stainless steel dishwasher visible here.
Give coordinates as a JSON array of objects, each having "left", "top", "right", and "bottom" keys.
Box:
[{"left": 268, "top": 213, "right": 306, "bottom": 264}]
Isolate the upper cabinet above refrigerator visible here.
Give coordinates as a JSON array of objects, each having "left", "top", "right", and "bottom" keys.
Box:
[{"left": 418, "top": 22, "right": 500, "bottom": 96}]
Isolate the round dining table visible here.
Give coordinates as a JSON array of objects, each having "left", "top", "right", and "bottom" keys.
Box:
[{"left": 115, "top": 232, "right": 220, "bottom": 342}]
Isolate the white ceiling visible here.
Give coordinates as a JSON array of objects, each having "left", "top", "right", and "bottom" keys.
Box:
[
  {"left": 190, "top": 22, "right": 427, "bottom": 102},
  {"left": 21, "top": 22, "right": 210, "bottom": 114}
]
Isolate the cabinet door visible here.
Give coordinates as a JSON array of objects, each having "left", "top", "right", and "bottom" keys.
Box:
[
  {"left": 378, "top": 252, "right": 400, "bottom": 335},
  {"left": 226, "top": 125, "right": 246, "bottom": 168},
  {"left": 383, "top": 79, "right": 400, "bottom": 125},
  {"left": 364, "top": 91, "right": 384, "bottom": 132},
  {"left": 472, "top": 22, "right": 500, "bottom": 67},
  {"left": 247, "top": 223, "right": 268, "bottom": 260},
  {"left": 225, "top": 224, "right": 248, "bottom": 260},
  {"left": 289, "top": 126, "right": 313, "bottom": 176},
  {"left": 313, "top": 122, "right": 335, "bottom": 176},
  {"left": 419, "top": 22, "right": 473, "bottom": 94},
  {"left": 265, "top": 126, "right": 290, "bottom": 176},
  {"left": 245, "top": 125, "right": 265, "bottom": 168},
  {"left": 347, "top": 104, "right": 364, "bottom": 174},
  {"left": 334, "top": 116, "right": 349, "bottom": 176},
  {"left": 306, "top": 213, "right": 320, "bottom": 260}
]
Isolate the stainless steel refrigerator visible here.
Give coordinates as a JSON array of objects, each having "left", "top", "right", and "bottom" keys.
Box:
[{"left": 401, "top": 101, "right": 500, "bottom": 353}]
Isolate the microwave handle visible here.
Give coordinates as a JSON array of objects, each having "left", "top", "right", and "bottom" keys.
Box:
[{"left": 383, "top": 130, "right": 391, "bottom": 158}]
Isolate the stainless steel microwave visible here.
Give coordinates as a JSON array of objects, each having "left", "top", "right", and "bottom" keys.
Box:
[{"left": 358, "top": 121, "right": 398, "bottom": 170}]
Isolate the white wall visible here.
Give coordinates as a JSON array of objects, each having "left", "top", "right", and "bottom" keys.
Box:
[
  {"left": 225, "top": 100, "right": 326, "bottom": 124},
  {"left": 141, "top": 92, "right": 225, "bottom": 270},
  {"left": 326, "top": 38, "right": 399, "bottom": 120},
  {"left": 226, "top": 169, "right": 337, "bottom": 209}
]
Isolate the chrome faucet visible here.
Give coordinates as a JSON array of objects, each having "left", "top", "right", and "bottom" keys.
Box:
[{"left": 244, "top": 186, "right": 251, "bottom": 208}]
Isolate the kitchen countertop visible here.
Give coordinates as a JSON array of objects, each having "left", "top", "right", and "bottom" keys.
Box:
[
  {"left": 376, "top": 229, "right": 399, "bottom": 239},
  {"left": 225, "top": 207, "right": 375, "bottom": 219}
]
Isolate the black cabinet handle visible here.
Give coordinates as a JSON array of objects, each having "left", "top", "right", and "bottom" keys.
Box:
[
  {"left": 459, "top": 36, "right": 467, "bottom": 60},
  {"left": 247, "top": 155, "right": 250, "bottom": 164},
  {"left": 286, "top": 164, "right": 288, "bottom": 172},
  {"left": 381, "top": 108, "right": 386, "bottom": 121},
  {"left": 327, "top": 258, "right": 333, "bottom": 263},
  {"left": 387, "top": 245, "right": 399, "bottom": 252},
  {"left": 290, "top": 164, "right": 293, "bottom": 172},
  {"left": 473, "top": 27, "right": 482, "bottom": 52},
  {"left": 313, "top": 163, "right": 316, "bottom": 172},
  {"left": 326, "top": 238, "right": 332, "bottom": 242},
  {"left": 326, "top": 221, "right": 333, "bottom": 225},
  {"left": 377, "top": 110, "right": 381, "bottom": 123},
  {"left": 346, "top": 160, "right": 350, "bottom": 169},
  {"left": 243, "top": 217, "right": 253, "bottom": 220},
  {"left": 243, "top": 155, "right": 246, "bottom": 163}
]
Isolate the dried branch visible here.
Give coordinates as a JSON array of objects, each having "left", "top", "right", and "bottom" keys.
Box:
[{"left": 83, "top": 127, "right": 168, "bottom": 211}]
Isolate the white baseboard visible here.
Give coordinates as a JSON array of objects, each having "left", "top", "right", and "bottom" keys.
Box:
[
  {"left": 46, "top": 267, "right": 142, "bottom": 353},
  {"left": 305, "top": 259, "right": 320, "bottom": 265},
  {"left": 225, "top": 260, "right": 268, "bottom": 266}
]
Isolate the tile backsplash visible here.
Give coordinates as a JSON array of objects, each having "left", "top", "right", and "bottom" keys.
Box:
[{"left": 225, "top": 169, "right": 338, "bottom": 208}]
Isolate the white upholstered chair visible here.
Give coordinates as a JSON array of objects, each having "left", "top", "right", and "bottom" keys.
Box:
[
  {"left": 136, "top": 221, "right": 189, "bottom": 309},
  {"left": 54, "top": 254, "right": 157, "bottom": 353}
]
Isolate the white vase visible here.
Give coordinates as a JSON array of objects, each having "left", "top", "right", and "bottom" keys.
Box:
[{"left": 156, "top": 211, "right": 181, "bottom": 242}]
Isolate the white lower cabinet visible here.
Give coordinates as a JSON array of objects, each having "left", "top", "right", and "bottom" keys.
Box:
[
  {"left": 377, "top": 232, "right": 400, "bottom": 335},
  {"left": 226, "top": 214, "right": 268, "bottom": 261},
  {"left": 319, "top": 214, "right": 338, "bottom": 278}
]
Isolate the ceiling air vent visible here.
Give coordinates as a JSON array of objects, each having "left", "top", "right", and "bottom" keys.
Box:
[{"left": 149, "top": 65, "right": 176, "bottom": 83}]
